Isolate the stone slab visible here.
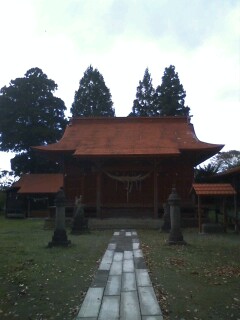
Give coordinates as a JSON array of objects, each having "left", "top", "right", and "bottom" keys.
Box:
[
  {"left": 113, "top": 231, "right": 120, "bottom": 236},
  {"left": 108, "top": 243, "right": 117, "bottom": 250},
  {"left": 103, "top": 249, "right": 114, "bottom": 259},
  {"left": 98, "top": 296, "right": 120, "bottom": 320},
  {"left": 134, "top": 257, "right": 147, "bottom": 269},
  {"left": 99, "top": 256, "right": 112, "bottom": 270},
  {"left": 116, "top": 242, "right": 133, "bottom": 251},
  {"left": 99, "top": 249, "right": 114, "bottom": 270},
  {"left": 132, "top": 238, "right": 140, "bottom": 243},
  {"left": 105, "top": 275, "right": 122, "bottom": 295},
  {"left": 76, "top": 317, "right": 98, "bottom": 320},
  {"left": 120, "top": 291, "right": 141, "bottom": 320},
  {"left": 77, "top": 287, "right": 104, "bottom": 318},
  {"left": 123, "top": 259, "right": 134, "bottom": 272},
  {"left": 113, "top": 252, "right": 123, "bottom": 261},
  {"left": 136, "top": 269, "right": 152, "bottom": 286},
  {"left": 133, "top": 249, "right": 143, "bottom": 258},
  {"left": 109, "top": 261, "right": 122, "bottom": 275},
  {"left": 126, "top": 231, "right": 132, "bottom": 236},
  {"left": 91, "top": 270, "right": 109, "bottom": 287},
  {"left": 138, "top": 286, "right": 162, "bottom": 316},
  {"left": 142, "top": 316, "right": 164, "bottom": 320},
  {"left": 124, "top": 250, "right": 133, "bottom": 259},
  {"left": 132, "top": 242, "right": 140, "bottom": 249},
  {"left": 122, "top": 272, "right": 136, "bottom": 291}
]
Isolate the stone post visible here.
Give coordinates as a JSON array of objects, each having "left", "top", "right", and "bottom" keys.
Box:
[
  {"left": 167, "top": 187, "right": 186, "bottom": 245},
  {"left": 161, "top": 202, "right": 171, "bottom": 232},
  {"left": 48, "top": 187, "right": 71, "bottom": 247},
  {"left": 71, "top": 195, "right": 89, "bottom": 234}
]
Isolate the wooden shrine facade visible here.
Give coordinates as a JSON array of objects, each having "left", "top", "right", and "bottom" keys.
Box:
[{"left": 33, "top": 117, "right": 223, "bottom": 218}]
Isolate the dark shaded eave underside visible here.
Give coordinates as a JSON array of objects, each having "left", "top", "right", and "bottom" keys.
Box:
[
  {"left": 32, "top": 145, "right": 223, "bottom": 164},
  {"left": 180, "top": 144, "right": 224, "bottom": 166}
]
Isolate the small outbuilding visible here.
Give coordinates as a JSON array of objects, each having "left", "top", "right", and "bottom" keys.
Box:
[
  {"left": 5, "top": 174, "right": 63, "bottom": 218},
  {"left": 191, "top": 183, "right": 237, "bottom": 232},
  {"left": 203, "top": 165, "right": 240, "bottom": 230}
]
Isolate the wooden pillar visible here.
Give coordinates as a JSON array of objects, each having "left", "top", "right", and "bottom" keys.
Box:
[
  {"left": 96, "top": 171, "right": 101, "bottom": 218},
  {"left": 233, "top": 193, "right": 238, "bottom": 232},
  {"left": 60, "top": 156, "right": 65, "bottom": 185},
  {"left": 198, "top": 195, "right": 202, "bottom": 233},
  {"left": 82, "top": 175, "right": 85, "bottom": 202},
  {"left": 27, "top": 196, "right": 31, "bottom": 218},
  {"left": 223, "top": 197, "right": 227, "bottom": 232},
  {"left": 153, "top": 160, "right": 158, "bottom": 219}
]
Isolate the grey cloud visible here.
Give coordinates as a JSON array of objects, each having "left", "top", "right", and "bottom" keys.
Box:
[
  {"left": 35, "top": 0, "right": 239, "bottom": 52},
  {"left": 104, "top": 0, "right": 129, "bottom": 35},
  {"left": 102, "top": 0, "right": 239, "bottom": 49},
  {"left": 217, "top": 87, "right": 240, "bottom": 102}
]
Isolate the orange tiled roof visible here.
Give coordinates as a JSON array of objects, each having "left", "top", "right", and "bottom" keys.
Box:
[
  {"left": 13, "top": 174, "right": 63, "bottom": 194},
  {"left": 192, "top": 183, "right": 236, "bottom": 196},
  {"left": 33, "top": 117, "right": 223, "bottom": 164}
]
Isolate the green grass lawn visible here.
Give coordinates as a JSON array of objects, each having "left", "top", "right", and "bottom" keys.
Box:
[
  {"left": 0, "top": 216, "right": 239, "bottom": 320},
  {"left": 139, "top": 229, "right": 240, "bottom": 320},
  {"left": 0, "top": 216, "right": 112, "bottom": 319}
]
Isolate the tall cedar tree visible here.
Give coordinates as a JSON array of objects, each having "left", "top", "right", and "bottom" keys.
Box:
[
  {"left": 156, "top": 65, "right": 190, "bottom": 116},
  {"left": 130, "top": 68, "right": 157, "bottom": 116},
  {"left": 71, "top": 65, "right": 115, "bottom": 117},
  {"left": 0, "top": 68, "right": 67, "bottom": 176}
]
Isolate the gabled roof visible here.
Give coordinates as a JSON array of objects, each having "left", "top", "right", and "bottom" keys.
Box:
[
  {"left": 12, "top": 174, "right": 63, "bottom": 194},
  {"left": 192, "top": 183, "right": 236, "bottom": 196},
  {"left": 33, "top": 117, "right": 223, "bottom": 165}
]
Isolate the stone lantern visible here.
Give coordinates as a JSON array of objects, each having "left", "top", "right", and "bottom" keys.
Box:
[
  {"left": 48, "top": 187, "right": 71, "bottom": 247},
  {"left": 167, "top": 187, "right": 186, "bottom": 245}
]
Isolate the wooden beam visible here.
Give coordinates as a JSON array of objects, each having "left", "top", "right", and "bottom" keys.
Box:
[
  {"left": 223, "top": 197, "right": 227, "bottom": 232},
  {"left": 234, "top": 193, "right": 238, "bottom": 232},
  {"left": 153, "top": 160, "right": 158, "bottom": 219},
  {"left": 96, "top": 172, "right": 101, "bottom": 218},
  {"left": 198, "top": 195, "right": 202, "bottom": 233}
]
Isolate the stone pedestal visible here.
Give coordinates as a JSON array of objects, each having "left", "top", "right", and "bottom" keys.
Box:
[
  {"left": 167, "top": 187, "right": 186, "bottom": 245},
  {"left": 71, "top": 196, "right": 89, "bottom": 234},
  {"left": 48, "top": 188, "right": 71, "bottom": 247}
]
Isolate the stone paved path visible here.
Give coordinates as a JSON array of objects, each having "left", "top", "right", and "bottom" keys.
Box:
[{"left": 76, "top": 229, "right": 163, "bottom": 320}]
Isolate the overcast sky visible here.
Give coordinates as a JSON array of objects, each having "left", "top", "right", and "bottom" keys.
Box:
[{"left": 0, "top": 0, "right": 239, "bottom": 171}]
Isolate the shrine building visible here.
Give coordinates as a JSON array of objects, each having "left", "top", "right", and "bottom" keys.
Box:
[{"left": 33, "top": 117, "right": 223, "bottom": 218}]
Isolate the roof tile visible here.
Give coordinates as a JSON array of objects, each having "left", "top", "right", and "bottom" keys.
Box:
[
  {"left": 14, "top": 174, "right": 63, "bottom": 194},
  {"left": 33, "top": 117, "right": 223, "bottom": 161},
  {"left": 192, "top": 183, "right": 236, "bottom": 195}
]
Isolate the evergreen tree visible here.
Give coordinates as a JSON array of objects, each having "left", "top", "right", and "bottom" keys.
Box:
[
  {"left": 130, "top": 68, "right": 157, "bottom": 116},
  {"left": 209, "top": 150, "right": 240, "bottom": 172},
  {"left": 0, "top": 68, "right": 67, "bottom": 175},
  {"left": 156, "top": 65, "right": 190, "bottom": 116},
  {"left": 71, "top": 65, "right": 115, "bottom": 117}
]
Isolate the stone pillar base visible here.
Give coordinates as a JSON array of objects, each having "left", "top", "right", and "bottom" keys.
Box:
[
  {"left": 48, "top": 229, "right": 71, "bottom": 247},
  {"left": 167, "top": 239, "right": 187, "bottom": 245},
  {"left": 169, "top": 229, "right": 183, "bottom": 240}
]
